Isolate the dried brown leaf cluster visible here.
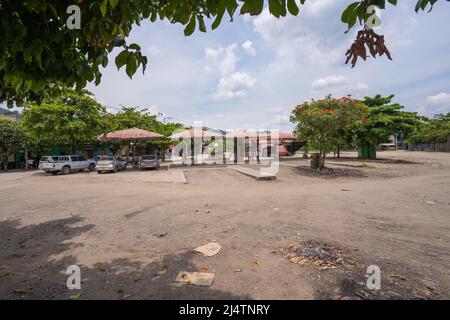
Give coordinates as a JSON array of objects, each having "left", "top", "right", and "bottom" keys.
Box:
[{"left": 345, "top": 28, "right": 392, "bottom": 68}]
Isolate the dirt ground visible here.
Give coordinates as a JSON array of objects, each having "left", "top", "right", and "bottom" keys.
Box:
[{"left": 0, "top": 151, "right": 449, "bottom": 300}]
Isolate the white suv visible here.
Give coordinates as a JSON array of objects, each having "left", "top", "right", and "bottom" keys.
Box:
[{"left": 40, "top": 155, "right": 96, "bottom": 175}]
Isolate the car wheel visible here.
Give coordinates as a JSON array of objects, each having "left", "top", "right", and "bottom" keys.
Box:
[
  {"left": 62, "top": 166, "right": 71, "bottom": 175},
  {"left": 97, "top": 171, "right": 102, "bottom": 174},
  {"left": 88, "top": 163, "right": 96, "bottom": 171},
  {"left": 114, "top": 166, "right": 118, "bottom": 173}
]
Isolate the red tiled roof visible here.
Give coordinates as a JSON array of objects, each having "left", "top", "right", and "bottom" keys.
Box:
[
  {"left": 170, "top": 128, "right": 222, "bottom": 139},
  {"left": 98, "top": 128, "right": 165, "bottom": 141}
]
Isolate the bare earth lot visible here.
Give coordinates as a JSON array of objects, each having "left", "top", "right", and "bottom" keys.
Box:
[{"left": 0, "top": 151, "right": 449, "bottom": 300}]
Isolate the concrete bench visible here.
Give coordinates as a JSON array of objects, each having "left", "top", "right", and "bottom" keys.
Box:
[{"left": 232, "top": 166, "right": 277, "bottom": 181}]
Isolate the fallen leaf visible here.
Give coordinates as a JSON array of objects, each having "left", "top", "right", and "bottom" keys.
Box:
[
  {"left": 154, "top": 265, "right": 168, "bottom": 277},
  {"left": 253, "top": 260, "right": 260, "bottom": 267},
  {"left": 122, "top": 293, "right": 133, "bottom": 300},
  {"left": 13, "top": 288, "right": 26, "bottom": 294},
  {"left": 97, "top": 262, "right": 106, "bottom": 272},
  {"left": 175, "top": 272, "right": 214, "bottom": 286},
  {"left": 233, "top": 268, "right": 242, "bottom": 273},
  {"left": 200, "top": 267, "right": 209, "bottom": 273},
  {"left": 181, "top": 273, "right": 192, "bottom": 284},
  {"left": 154, "top": 232, "right": 168, "bottom": 238},
  {"left": 5, "top": 254, "right": 22, "bottom": 261},
  {"left": 70, "top": 293, "right": 80, "bottom": 300}
]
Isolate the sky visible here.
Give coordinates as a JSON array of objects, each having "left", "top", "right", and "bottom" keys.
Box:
[{"left": 84, "top": 0, "right": 450, "bottom": 131}]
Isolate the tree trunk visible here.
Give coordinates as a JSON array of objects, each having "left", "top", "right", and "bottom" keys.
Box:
[
  {"left": 320, "top": 152, "right": 326, "bottom": 170},
  {"left": 2, "top": 153, "right": 7, "bottom": 171},
  {"left": 310, "top": 153, "right": 320, "bottom": 170},
  {"left": 24, "top": 145, "right": 29, "bottom": 170},
  {"left": 337, "top": 144, "right": 340, "bottom": 158}
]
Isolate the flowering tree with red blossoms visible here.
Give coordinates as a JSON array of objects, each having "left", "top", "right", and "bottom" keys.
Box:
[{"left": 290, "top": 95, "right": 367, "bottom": 170}]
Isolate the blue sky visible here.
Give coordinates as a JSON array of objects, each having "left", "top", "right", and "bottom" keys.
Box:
[{"left": 85, "top": 0, "right": 450, "bottom": 131}]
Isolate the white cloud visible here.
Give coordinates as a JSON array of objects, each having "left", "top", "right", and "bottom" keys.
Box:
[
  {"left": 427, "top": 92, "right": 450, "bottom": 105},
  {"left": 425, "top": 93, "right": 450, "bottom": 114},
  {"left": 312, "top": 75, "right": 347, "bottom": 89},
  {"left": 265, "top": 106, "right": 284, "bottom": 113},
  {"left": 206, "top": 43, "right": 257, "bottom": 101},
  {"left": 252, "top": 6, "right": 344, "bottom": 68},
  {"left": 302, "top": 0, "right": 336, "bottom": 16},
  {"left": 213, "top": 72, "right": 256, "bottom": 101},
  {"left": 242, "top": 40, "right": 256, "bottom": 56},
  {"left": 204, "top": 43, "right": 238, "bottom": 75},
  {"left": 350, "top": 83, "right": 370, "bottom": 92},
  {"left": 312, "top": 75, "right": 369, "bottom": 93}
]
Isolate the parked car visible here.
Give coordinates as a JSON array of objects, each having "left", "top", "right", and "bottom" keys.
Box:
[
  {"left": 137, "top": 155, "right": 160, "bottom": 170},
  {"left": 38, "top": 156, "right": 55, "bottom": 170},
  {"left": 96, "top": 155, "right": 127, "bottom": 173},
  {"left": 40, "top": 155, "right": 96, "bottom": 175}
]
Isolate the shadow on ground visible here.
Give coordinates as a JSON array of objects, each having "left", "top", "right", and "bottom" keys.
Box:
[
  {"left": 0, "top": 216, "right": 249, "bottom": 300},
  {"left": 329, "top": 157, "right": 420, "bottom": 165},
  {"left": 294, "top": 166, "right": 368, "bottom": 179}
]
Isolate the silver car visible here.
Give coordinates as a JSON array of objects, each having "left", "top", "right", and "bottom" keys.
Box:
[
  {"left": 96, "top": 155, "right": 126, "bottom": 173},
  {"left": 138, "top": 155, "right": 160, "bottom": 170},
  {"left": 40, "top": 155, "right": 96, "bottom": 175}
]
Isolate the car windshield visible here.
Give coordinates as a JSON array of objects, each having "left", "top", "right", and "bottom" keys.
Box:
[
  {"left": 44, "top": 156, "right": 59, "bottom": 162},
  {"left": 99, "top": 156, "right": 114, "bottom": 160},
  {"left": 142, "top": 155, "right": 156, "bottom": 160}
]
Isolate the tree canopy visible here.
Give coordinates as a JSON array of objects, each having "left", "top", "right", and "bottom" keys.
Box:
[
  {"left": 21, "top": 90, "right": 108, "bottom": 154},
  {"left": 290, "top": 95, "right": 367, "bottom": 169},
  {"left": 0, "top": 118, "right": 24, "bottom": 170},
  {"left": 21, "top": 90, "right": 182, "bottom": 155},
  {"left": 409, "top": 112, "right": 450, "bottom": 144},
  {"left": 1, "top": 0, "right": 447, "bottom": 106},
  {"left": 352, "top": 95, "right": 422, "bottom": 154}
]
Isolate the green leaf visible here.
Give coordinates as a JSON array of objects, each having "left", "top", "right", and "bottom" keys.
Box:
[
  {"left": 115, "top": 50, "right": 128, "bottom": 70},
  {"left": 268, "top": 0, "right": 283, "bottom": 18},
  {"left": 125, "top": 56, "right": 137, "bottom": 78},
  {"left": 287, "top": 0, "right": 299, "bottom": 16},
  {"left": 212, "top": 0, "right": 226, "bottom": 30},
  {"left": 240, "top": 0, "right": 264, "bottom": 16},
  {"left": 225, "top": 0, "right": 238, "bottom": 17},
  {"left": 341, "top": 2, "right": 360, "bottom": 32},
  {"left": 109, "top": 0, "right": 119, "bottom": 9},
  {"left": 100, "top": 0, "right": 108, "bottom": 16},
  {"left": 197, "top": 15, "right": 207, "bottom": 33},
  {"left": 128, "top": 43, "right": 141, "bottom": 51},
  {"left": 184, "top": 15, "right": 196, "bottom": 36}
]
